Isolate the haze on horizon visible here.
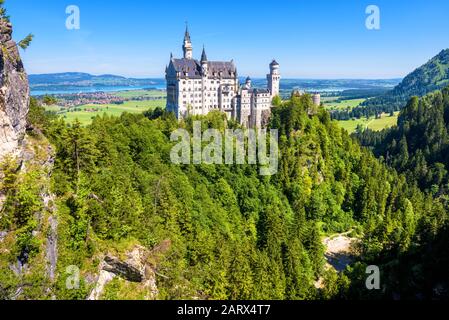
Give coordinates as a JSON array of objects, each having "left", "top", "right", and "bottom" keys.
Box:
[{"left": 6, "top": 0, "right": 449, "bottom": 79}]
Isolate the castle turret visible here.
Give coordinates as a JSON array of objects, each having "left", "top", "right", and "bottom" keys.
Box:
[
  {"left": 267, "top": 59, "right": 280, "bottom": 97},
  {"left": 267, "top": 59, "right": 281, "bottom": 97},
  {"left": 245, "top": 76, "right": 252, "bottom": 89},
  {"left": 200, "top": 46, "right": 209, "bottom": 77},
  {"left": 200, "top": 46, "right": 209, "bottom": 115},
  {"left": 183, "top": 26, "right": 193, "bottom": 59},
  {"left": 201, "top": 46, "right": 208, "bottom": 64},
  {"left": 312, "top": 93, "right": 321, "bottom": 106}
]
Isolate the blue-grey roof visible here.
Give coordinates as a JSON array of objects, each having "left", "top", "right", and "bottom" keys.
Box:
[
  {"left": 252, "top": 88, "right": 271, "bottom": 94},
  {"left": 208, "top": 61, "right": 236, "bottom": 78},
  {"left": 201, "top": 47, "right": 208, "bottom": 62},
  {"left": 172, "top": 59, "right": 202, "bottom": 78},
  {"left": 184, "top": 27, "right": 191, "bottom": 42},
  {"left": 171, "top": 58, "right": 236, "bottom": 79}
]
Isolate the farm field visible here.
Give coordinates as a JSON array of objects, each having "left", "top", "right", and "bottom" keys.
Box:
[
  {"left": 324, "top": 98, "right": 366, "bottom": 110},
  {"left": 337, "top": 112, "right": 399, "bottom": 133},
  {"left": 113, "top": 90, "right": 166, "bottom": 99},
  {"left": 48, "top": 99, "right": 166, "bottom": 125}
]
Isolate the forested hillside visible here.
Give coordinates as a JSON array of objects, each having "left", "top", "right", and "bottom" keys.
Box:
[
  {"left": 2, "top": 93, "right": 447, "bottom": 299},
  {"left": 332, "top": 49, "right": 449, "bottom": 120},
  {"left": 354, "top": 86, "right": 449, "bottom": 299},
  {"left": 357, "top": 86, "right": 449, "bottom": 193}
]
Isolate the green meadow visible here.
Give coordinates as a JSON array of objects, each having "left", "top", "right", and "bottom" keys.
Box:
[
  {"left": 323, "top": 98, "right": 366, "bottom": 110},
  {"left": 337, "top": 112, "right": 399, "bottom": 133},
  {"left": 113, "top": 90, "right": 166, "bottom": 99},
  {"left": 52, "top": 99, "right": 166, "bottom": 125}
]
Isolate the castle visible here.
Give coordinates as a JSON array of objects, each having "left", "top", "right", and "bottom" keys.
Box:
[{"left": 165, "top": 27, "right": 280, "bottom": 128}]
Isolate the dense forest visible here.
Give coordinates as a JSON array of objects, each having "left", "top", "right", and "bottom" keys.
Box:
[
  {"left": 357, "top": 86, "right": 449, "bottom": 193},
  {"left": 332, "top": 49, "right": 449, "bottom": 121},
  {"left": 354, "top": 86, "right": 449, "bottom": 299},
  {"left": 1, "top": 92, "right": 448, "bottom": 299}
]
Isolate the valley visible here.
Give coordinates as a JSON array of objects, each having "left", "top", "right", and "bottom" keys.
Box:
[
  {"left": 40, "top": 88, "right": 398, "bottom": 133},
  {"left": 42, "top": 90, "right": 166, "bottom": 125}
]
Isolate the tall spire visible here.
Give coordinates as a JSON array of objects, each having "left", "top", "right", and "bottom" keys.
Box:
[
  {"left": 184, "top": 23, "right": 191, "bottom": 42},
  {"left": 183, "top": 23, "right": 193, "bottom": 59},
  {"left": 201, "top": 45, "right": 208, "bottom": 63}
]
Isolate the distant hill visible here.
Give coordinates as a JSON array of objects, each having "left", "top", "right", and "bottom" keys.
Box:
[
  {"left": 29, "top": 72, "right": 165, "bottom": 91},
  {"left": 361, "top": 49, "right": 449, "bottom": 112}
]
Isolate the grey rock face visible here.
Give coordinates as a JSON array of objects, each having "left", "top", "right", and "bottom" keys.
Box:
[
  {"left": 46, "top": 214, "right": 58, "bottom": 281},
  {"left": 88, "top": 246, "right": 159, "bottom": 300},
  {"left": 0, "top": 19, "right": 30, "bottom": 158},
  {"left": 103, "top": 255, "right": 144, "bottom": 283}
]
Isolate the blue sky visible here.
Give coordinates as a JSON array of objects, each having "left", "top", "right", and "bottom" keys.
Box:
[{"left": 6, "top": 0, "right": 449, "bottom": 78}]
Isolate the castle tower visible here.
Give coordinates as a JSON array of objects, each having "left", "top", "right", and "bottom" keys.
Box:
[
  {"left": 245, "top": 76, "right": 252, "bottom": 89},
  {"left": 312, "top": 93, "right": 321, "bottom": 106},
  {"left": 183, "top": 26, "right": 193, "bottom": 59},
  {"left": 201, "top": 46, "right": 209, "bottom": 115},
  {"left": 201, "top": 46, "right": 208, "bottom": 70},
  {"left": 267, "top": 60, "right": 280, "bottom": 97}
]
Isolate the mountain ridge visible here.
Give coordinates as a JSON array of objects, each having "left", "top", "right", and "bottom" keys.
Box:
[
  {"left": 361, "top": 48, "right": 449, "bottom": 111},
  {"left": 28, "top": 72, "right": 163, "bottom": 88}
]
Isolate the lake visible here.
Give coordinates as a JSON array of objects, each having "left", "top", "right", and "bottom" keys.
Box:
[{"left": 31, "top": 85, "right": 166, "bottom": 96}]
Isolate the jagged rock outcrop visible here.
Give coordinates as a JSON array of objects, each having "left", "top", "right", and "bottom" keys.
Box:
[
  {"left": 0, "top": 19, "right": 30, "bottom": 158},
  {"left": 103, "top": 254, "right": 145, "bottom": 283},
  {"left": 88, "top": 245, "right": 160, "bottom": 300}
]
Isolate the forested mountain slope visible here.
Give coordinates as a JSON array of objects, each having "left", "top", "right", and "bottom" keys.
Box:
[
  {"left": 354, "top": 86, "right": 449, "bottom": 299},
  {"left": 2, "top": 94, "right": 447, "bottom": 299},
  {"left": 333, "top": 49, "right": 449, "bottom": 120},
  {"left": 357, "top": 86, "right": 449, "bottom": 193},
  {"left": 365, "top": 49, "right": 449, "bottom": 110}
]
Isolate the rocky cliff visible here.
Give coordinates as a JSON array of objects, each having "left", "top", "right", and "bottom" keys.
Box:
[{"left": 0, "top": 19, "right": 30, "bottom": 158}]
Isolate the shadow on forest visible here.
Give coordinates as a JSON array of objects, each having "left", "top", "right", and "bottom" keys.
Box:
[{"left": 325, "top": 252, "right": 355, "bottom": 272}]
